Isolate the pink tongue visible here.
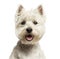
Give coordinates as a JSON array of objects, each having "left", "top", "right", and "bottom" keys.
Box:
[{"left": 26, "top": 36, "right": 33, "bottom": 41}]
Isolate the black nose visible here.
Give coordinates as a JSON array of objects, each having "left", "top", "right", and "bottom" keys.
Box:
[{"left": 26, "top": 27, "right": 32, "bottom": 33}]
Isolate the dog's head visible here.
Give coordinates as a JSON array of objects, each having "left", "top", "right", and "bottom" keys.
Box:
[{"left": 15, "top": 5, "right": 46, "bottom": 44}]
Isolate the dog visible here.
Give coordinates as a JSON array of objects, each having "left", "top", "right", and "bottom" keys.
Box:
[{"left": 9, "top": 5, "right": 46, "bottom": 59}]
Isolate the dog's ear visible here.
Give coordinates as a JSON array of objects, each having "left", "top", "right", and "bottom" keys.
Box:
[
  {"left": 17, "top": 5, "right": 23, "bottom": 13},
  {"left": 38, "top": 5, "right": 43, "bottom": 15},
  {"left": 16, "top": 5, "right": 24, "bottom": 16},
  {"left": 15, "top": 5, "right": 24, "bottom": 22}
]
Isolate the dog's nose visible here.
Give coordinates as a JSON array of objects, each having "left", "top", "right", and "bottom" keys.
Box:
[{"left": 26, "top": 27, "right": 32, "bottom": 33}]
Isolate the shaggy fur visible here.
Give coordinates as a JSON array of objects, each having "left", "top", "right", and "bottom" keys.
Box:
[{"left": 9, "top": 5, "right": 46, "bottom": 59}]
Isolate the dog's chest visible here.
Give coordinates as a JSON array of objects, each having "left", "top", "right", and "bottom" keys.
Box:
[
  {"left": 20, "top": 53, "right": 40, "bottom": 59},
  {"left": 18, "top": 47, "right": 40, "bottom": 59}
]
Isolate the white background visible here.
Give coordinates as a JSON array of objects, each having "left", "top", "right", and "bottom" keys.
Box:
[{"left": 0, "top": 0, "right": 60, "bottom": 59}]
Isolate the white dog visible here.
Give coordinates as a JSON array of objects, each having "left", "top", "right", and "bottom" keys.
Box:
[{"left": 9, "top": 5, "right": 46, "bottom": 59}]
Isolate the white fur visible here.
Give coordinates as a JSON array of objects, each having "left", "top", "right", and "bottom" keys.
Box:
[
  {"left": 9, "top": 5, "right": 46, "bottom": 59},
  {"left": 10, "top": 44, "right": 45, "bottom": 59}
]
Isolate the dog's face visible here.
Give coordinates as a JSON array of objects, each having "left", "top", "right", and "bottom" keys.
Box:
[{"left": 15, "top": 5, "right": 46, "bottom": 44}]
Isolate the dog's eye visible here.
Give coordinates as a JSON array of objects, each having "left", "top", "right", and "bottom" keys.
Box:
[
  {"left": 21, "top": 21, "right": 26, "bottom": 25},
  {"left": 33, "top": 21, "right": 38, "bottom": 25}
]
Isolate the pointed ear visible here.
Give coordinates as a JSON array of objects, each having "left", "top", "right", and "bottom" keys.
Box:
[
  {"left": 17, "top": 5, "right": 23, "bottom": 13},
  {"left": 38, "top": 5, "right": 43, "bottom": 15},
  {"left": 15, "top": 5, "right": 24, "bottom": 22}
]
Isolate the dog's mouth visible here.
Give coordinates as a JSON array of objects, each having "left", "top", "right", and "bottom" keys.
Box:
[{"left": 25, "top": 34, "right": 34, "bottom": 41}]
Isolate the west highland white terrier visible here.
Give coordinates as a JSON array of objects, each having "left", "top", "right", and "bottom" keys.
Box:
[{"left": 10, "top": 5, "right": 46, "bottom": 59}]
